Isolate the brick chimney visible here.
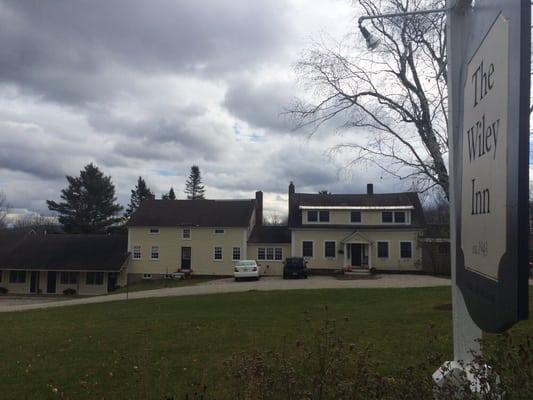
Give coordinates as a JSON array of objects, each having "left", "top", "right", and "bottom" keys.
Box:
[
  {"left": 367, "top": 183, "right": 374, "bottom": 194},
  {"left": 289, "top": 181, "right": 295, "bottom": 195},
  {"left": 288, "top": 182, "right": 295, "bottom": 226},
  {"left": 255, "top": 191, "right": 263, "bottom": 226}
]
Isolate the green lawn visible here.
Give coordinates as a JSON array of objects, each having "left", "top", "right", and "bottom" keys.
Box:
[
  {"left": 0, "top": 287, "right": 531, "bottom": 399},
  {"left": 111, "top": 277, "right": 218, "bottom": 294}
]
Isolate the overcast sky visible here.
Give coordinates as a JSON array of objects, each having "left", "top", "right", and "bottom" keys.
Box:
[{"left": 0, "top": 0, "right": 404, "bottom": 219}]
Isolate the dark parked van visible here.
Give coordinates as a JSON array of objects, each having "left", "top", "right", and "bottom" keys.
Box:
[{"left": 283, "top": 257, "right": 308, "bottom": 279}]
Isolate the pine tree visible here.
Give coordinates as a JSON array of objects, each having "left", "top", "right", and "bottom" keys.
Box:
[
  {"left": 184, "top": 165, "right": 206, "bottom": 200},
  {"left": 47, "top": 163, "right": 123, "bottom": 233},
  {"left": 162, "top": 187, "right": 176, "bottom": 200},
  {"left": 125, "top": 176, "right": 154, "bottom": 218}
]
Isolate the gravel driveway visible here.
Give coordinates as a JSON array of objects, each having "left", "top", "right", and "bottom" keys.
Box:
[{"left": 0, "top": 274, "right": 450, "bottom": 313}]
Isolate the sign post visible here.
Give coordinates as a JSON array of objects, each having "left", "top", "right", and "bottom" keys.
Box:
[{"left": 434, "top": 0, "right": 530, "bottom": 392}]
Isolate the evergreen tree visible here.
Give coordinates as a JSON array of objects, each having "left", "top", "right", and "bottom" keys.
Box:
[
  {"left": 184, "top": 165, "right": 206, "bottom": 200},
  {"left": 47, "top": 163, "right": 123, "bottom": 233},
  {"left": 125, "top": 176, "right": 155, "bottom": 218},
  {"left": 162, "top": 187, "right": 176, "bottom": 200}
]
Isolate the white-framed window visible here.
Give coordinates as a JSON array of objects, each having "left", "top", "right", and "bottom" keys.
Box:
[
  {"left": 214, "top": 247, "right": 223, "bottom": 261},
  {"left": 382, "top": 211, "right": 409, "bottom": 224},
  {"left": 60, "top": 272, "right": 78, "bottom": 285},
  {"left": 377, "top": 241, "right": 389, "bottom": 258},
  {"left": 133, "top": 245, "right": 141, "bottom": 260},
  {"left": 182, "top": 228, "right": 191, "bottom": 240},
  {"left": 307, "top": 210, "right": 318, "bottom": 222},
  {"left": 232, "top": 247, "right": 241, "bottom": 261},
  {"left": 149, "top": 228, "right": 160, "bottom": 234},
  {"left": 324, "top": 241, "right": 336, "bottom": 258},
  {"left": 86, "top": 272, "right": 104, "bottom": 285},
  {"left": 302, "top": 241, "right": 313, "bottom": 258},
  {"left": 150, "top": 245, "right": 159, "bottom": 260},
  {"left": 399, "top": 241, "right": 413, "bottom": 259},
  {"left": 214, "top": 228, "right": 225, "bottom": 234},
  {"left": 257, "top": 247, "right": 283, "bottom": 261},
  {"left": 9, "top": 271, "right": 26, "bottom": 283},
  {"left": 350, "top": 211, "right": 362, "bottom": 223},
  {"left": 319, "top": 211, "right": 329, "bottom": 222},
  {"left": 142, "top": 273, "right": 152, "bottom": 280}
]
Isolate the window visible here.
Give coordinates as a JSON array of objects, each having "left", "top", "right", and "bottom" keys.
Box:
[
  {"left": 182, "top": 228, "right": 191, "bottom": 240},
  {"left": 394, "top": 211, "right": 406, "bottom": 223},
  {"left": 0, "top": 270, "right": 2, "bottom": 282},
  {"left": 86, "top": 272, "right": 104, "bottom": 285},
  {"left": 214, "top": 247, "right": 223, "bottom": 261},
  {"left": 133, "top": 245, "right": 141, "bottom": 260},
  {"left": 382, "top": 211, "right": 393, "bottom": 223},
  {"left": 400, "top": 242, "right": 413, "bottom": 258},
  {"left": 319, "top": 211, "right": 330, "bottom": 222},
  {"left": 214, "top": 228, "right": 225, "bottom": 234},
  {"left": 258, "top": 247, "right": 283, "bottom": 261},
  {"left": 377, "top": 242, "right": 389, "bottom": 258},
  {"left": 324, "top": 241, "right": 336, "bottom": 258},
  {"left": 142, "top": 274, "right": 152, "bottom": 280},
  {"left": 232, "top": 247, "right": 241, "bottom": 261},
  {"left": 307, "top": 210, "right": 318, "bottom": 222},
  {"left": 302, "top": 241, "right": 313, "bottom": 258},
  {"left": 350, "top": 211, "right": 361, "bottom": 223},
  {"left": 149, "top": 228, "right": 159, "bottom": 234},
  {"left": 9, "top": 271, "right": 26, "bottom": 283},
  {"left": 60, "top": 272, "right": 77, "bottom": 285},
  {"left": 150, "top": 246, "right": 159, "bottom": 260}
]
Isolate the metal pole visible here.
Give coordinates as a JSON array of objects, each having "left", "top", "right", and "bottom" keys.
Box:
[{"left": 433, "top": 0, "right": 482, "bottom": 393}]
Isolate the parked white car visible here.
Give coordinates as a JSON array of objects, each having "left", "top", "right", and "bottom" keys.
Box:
[{"left": 234, "top": 260, "right": 260, "bottom": 281}]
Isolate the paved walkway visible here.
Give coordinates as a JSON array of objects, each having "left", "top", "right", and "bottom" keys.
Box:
[{"left": 0, "top": 275, "right": 451, "bottom": 313}]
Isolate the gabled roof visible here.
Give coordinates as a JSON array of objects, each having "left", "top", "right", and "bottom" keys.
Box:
[
  {"left": 0, "top": 234, "right": 128, "bottom": 271},
  {"left": 289, "top": 191, "right": 425, "bottom": 228},
  {"left": 248, "top": 225, "right": 291, "bottom": 244},
  {"left": 127, "top": 199, "right": 256, "bottom": 227}
]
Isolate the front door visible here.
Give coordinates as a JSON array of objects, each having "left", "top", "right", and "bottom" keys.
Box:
[
  {"left": 181, "top": 247, "right": 191, "bottom": 270},
  {"left": 30, "top": 271, "right": 39, "bottom": 294},
  {"left": 46, "top": 271, "right": 56, "bottom": 294},
  {"left": 351, "top": 244, "right": 362, "bottom": 267},
  {"left": 107, "top": 273, "right": 117, "bottom": 292}
]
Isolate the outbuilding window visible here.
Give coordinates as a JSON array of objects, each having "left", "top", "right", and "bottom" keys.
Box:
[
  {"left": 9, "top": 271, "right": 26, "bottom": 283},
  {"left": 214, "top": 247, "right": 223, "bottom": 261},
  {"left": 86, "top": 272, "right": 104, "bottom": 285},
  {"left": 400, "top": 242, "right": 413, "bottom": 259},
  {"left": 133, "top": 245, "right": 141, "bottom": 260},
  {"left": 232, "top": 247, "right": 241, "bottom": 261},
  {"left": 60, "top": 272, "right": 78, "bottom": 285},
  {"left": 150, "top": 246, "right": 159, "bottom": 260}
]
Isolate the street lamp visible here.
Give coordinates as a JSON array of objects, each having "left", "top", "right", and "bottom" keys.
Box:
[{"left": 357, "top": 1, "right": 471, "bottom": 50}]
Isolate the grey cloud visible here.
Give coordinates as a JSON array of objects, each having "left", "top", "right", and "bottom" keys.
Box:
[
  {"left": 0, "top": 0, "right": 293, "bottom": 105},
  {"left": 224, "top": 79, "right": 295, "bottom": 132}
]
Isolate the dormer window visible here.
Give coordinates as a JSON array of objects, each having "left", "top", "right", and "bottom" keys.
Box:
[
  {"left": 149, "top": 228, "right": 160, "bottom": 234},
  {"left": 308, "top": 211, "right": 318, "bottom": 222},
  {"left": 350, "top": 211, "right": 361, "bottom": 223},
  {"left": 382, "top": 212, "right": 393, "bottom": 223},
  {"left": 214, "top": 228, "right": 225, "bottom": 234},
  {"left": 394, "top": 211, "right": 406, "bottom": 223},
  {"left": 319, "top": 211, "right": 329, "bottom": 222}
]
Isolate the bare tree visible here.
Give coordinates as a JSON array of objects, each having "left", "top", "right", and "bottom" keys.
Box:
[
  {"left": 291, "top": 0, "right": 449, "bottom": 198},
  {"left": 0, "top": 192, "right": 9, "bottom": 229}
]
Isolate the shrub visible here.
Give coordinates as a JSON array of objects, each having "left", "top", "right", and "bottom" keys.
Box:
[
  {"left": 0, "top": 287, "right": 8, "bottom": 294},
  {"left": 63, "top": 288, "right": 76, "bottom": 296}
]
